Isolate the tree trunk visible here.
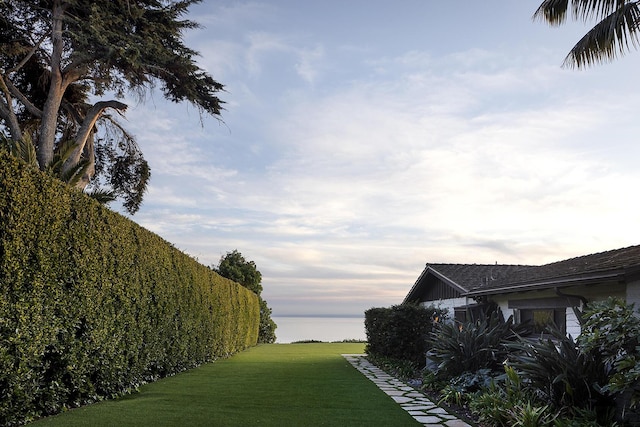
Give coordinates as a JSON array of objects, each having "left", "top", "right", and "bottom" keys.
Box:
[
  {"left": 37, "top": 0, "right": 67, "bottom": 170},
  {"left": 0, "top": 75, "right": 23, "bottom": 141},
  {"left": 76, "top": 129, "right": 96, "bottom": 189},
  {"left": 63, "top": 100, "right": 128, "bottom": 187}
]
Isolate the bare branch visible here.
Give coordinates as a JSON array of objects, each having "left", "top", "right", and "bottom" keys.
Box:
[
  {"left": 0, "top": 74, "right": 23, "bottom": 140},
  {"left": 63, "top": 100, "right": 128, "bottom": 175},
  {"left": 4, "top": 78, "right": 43, "bottom": 118},
  {"left": 7, "top": 34, "right": 48, "bottom": 74}
]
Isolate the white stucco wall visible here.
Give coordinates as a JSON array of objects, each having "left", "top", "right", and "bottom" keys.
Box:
[
  {"left": 626, "top": 278, "right": 640, "bottom": 307},
  {"left": 421, "top": 297, "right": 467, "bottom": 320},
  {"left": 565, "top": 307, "right": 581, "bottom": 338},
  {"left": 419, "top": 281, "right": 634, "bottom": 337},
  {"left": 491, "top": 283, "right": 629, "bottom": 338}
]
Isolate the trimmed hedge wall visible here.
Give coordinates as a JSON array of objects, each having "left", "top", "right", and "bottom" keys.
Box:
[
  {"left": 364, "top": 304, "right": 447, "bottom": 366},
  {"left": 0, "top": 152, "right": 259, "bottom": 426}
]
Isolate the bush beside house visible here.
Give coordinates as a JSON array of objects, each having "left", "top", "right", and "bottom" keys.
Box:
[
  {"left": 0, "top": 152, "right": 260, "bottom": 426},
  {"left": 364, "top": 304, "right": 447, "bottom": 366},
  {"left": 377, "top": 299, "right": 640, "bottom": 426}
]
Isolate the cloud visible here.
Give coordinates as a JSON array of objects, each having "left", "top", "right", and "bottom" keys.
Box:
[{"left": 113, "top": 3, "right": 640, "bottom": 317}]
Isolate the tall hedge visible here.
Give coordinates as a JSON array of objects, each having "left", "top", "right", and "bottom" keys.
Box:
[
  {"left": 364, "top": 304, "right": 447, "bottom": 366},
  {"left": 0, "top": 152, "right": 259, "bottom": 426}
]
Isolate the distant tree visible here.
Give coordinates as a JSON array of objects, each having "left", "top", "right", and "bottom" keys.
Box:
[
  {"left": 534, "top": 0, "right": 640, "bottom": 68},
  {"left": 216, "top": 250, "right": 263, "bottom": 295},
  {"left": 258, "top": 298, "right": 277, "bottom": 344},
  {"left": 215, "top": 250, "right": 277, "bottom": 344},
  {"left": 0, "top": 0, "right": 224, "bottom": 213}
]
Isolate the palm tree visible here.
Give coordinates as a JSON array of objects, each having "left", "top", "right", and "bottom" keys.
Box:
[
  {"left": 1, "top": 133, "right": 116, "bottom": 205},
  {"left": 534, "top": 0, "right": 640, "bottom": 68}
]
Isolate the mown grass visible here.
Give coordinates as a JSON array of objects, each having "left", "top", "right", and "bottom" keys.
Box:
[{"left": 29, "top": 343, "right": 420, "bottom": 426}]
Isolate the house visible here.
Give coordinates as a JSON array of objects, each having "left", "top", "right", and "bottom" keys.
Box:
[{"left": 403, "top": 245, "right": 640, "bottom": 337}]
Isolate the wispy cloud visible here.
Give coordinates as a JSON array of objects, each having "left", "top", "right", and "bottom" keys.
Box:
[{"left": 115, "top": 2, "right": 640, "bottom": 317}]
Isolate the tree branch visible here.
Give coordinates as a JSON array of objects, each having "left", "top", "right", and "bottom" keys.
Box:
[
  {"left": 4, "top": 77, "right": 43, "bottom": 118},
  {"left": 0, "top": 74, "right": 23, "bottom": 140},
  {"left": 37, "top": 0, "right": 69, "bottom": 169},
  {"left": 63, "top": 100, "right": 128, "bottom": 177},
  {"left": 7, "top": 34, "right": 47, "bottom": 74}
]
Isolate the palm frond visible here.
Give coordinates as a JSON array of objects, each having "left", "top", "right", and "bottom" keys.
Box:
[
  {"left": 12, "top": 135, "right": 38, "bottom": 166},
  {"left": 564, "top": 2, "right": 640, "bottom": 67},
  {"left": 1, "top": 133, "right": 38, "bottom": 167},
  {"left": 85, "top": 188, "right": 116, "bottom": 205},
  {"left": 45, "top": 139, "right": 91, "bottom": 186},
  {"left": 571, "top": 0, "right": 631, "bottom": 22},
  {"left": 534, "top": 0, "right": 570, "bottom": 25},
  {"left": 59, "top": 159, "right": 90, "bottom": 187}
]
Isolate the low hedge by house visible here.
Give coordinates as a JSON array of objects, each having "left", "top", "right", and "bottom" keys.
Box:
[
  {"left": 364, "top": 304, "right": 447, "bottom": 366},
  {"left": 0, "top": 152, "right": 259, "bottom": 426}
]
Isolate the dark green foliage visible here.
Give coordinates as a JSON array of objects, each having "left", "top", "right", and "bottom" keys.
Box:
[
  {"left": 0, "top": 152, "right": 259, "bottom": 426},
  {"left": 578, "top": 297, "right": 640, "bottom": 414},
  {"left": 214, "top": 250, "right": 276, "bottom": 344},
  {"left": 216, "top": 250, "right": 262, "bottom": 295},
  {"left": 436, "top": 369, "right": 494, "bottom": 407},
  {"left": 366, "top": 354, "right": 421, "bottom": 380},
  {"left": 364, "top": 304, "right": 447, "bottom": 366},
  {"left": 0, "top": 0, "right": 224, "bottom": 214},
  {"left": 470, "top": 366, "right": 556, "bottom": 427},
  {"left": 258, "top": 298, "right": 277, "bottom": 344},
  {"left": 507, "top": 298, "right": 640, "bottom": 425},
  {"left": 509, "top": 328, "right": 611, "bottom": 413},
  {"left": 427, "top": 309, "right": 524, "bottom": 379}
]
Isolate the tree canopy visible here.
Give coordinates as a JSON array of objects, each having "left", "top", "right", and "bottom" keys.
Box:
[
  {"left": 215, "top": 250, "right": 277, "bottom": 344},
  {"left": 216, "top": 250, "right": 263, "bottom": 295},
  {"left": 0, "top": 0, "right": 224, "bottom": 213},
  {"left": 534, "top": 0, "right": 640, "bottom": 68}
]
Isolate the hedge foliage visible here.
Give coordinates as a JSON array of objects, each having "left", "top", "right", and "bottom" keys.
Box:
[
  {"left": 0, "top": 152, "right": 259, "bottom": 426},
  {"left": 364, "top": 304, "right": 447, "bottom": 366}
]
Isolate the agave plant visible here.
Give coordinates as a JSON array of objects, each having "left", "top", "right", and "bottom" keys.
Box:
[
  {"left": 508, "top": 326, "right": 613, "bottom": 418},
  {"left": 427, "top": 309, "right": 525, "bottom": 379}
]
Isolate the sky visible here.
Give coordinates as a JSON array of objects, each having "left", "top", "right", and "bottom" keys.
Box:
[{"left": 115, "top": 1, "right": 640, "bottom": 317}]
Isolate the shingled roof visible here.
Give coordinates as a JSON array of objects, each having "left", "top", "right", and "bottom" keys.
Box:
[{"left": 405, "top": 245, "right": 640, "bottom": 302}]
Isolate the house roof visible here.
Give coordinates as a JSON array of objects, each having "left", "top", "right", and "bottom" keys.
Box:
[{"left": 404, "top": 245, "right": 640, "bottom": 303}]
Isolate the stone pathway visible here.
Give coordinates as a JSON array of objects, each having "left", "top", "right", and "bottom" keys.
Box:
[{"left": 342, "top": 354, "right": 475, "bottom": 427}]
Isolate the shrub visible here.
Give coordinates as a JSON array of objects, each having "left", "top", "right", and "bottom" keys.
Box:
[
  {"left": 508, "top": 328, "right": 611, "bottom": 413},
  {"left": 0, "top": 152, "right": 260, "bottom": 426},
  {"left": 577, "top": 297, "right": 640, "bottom": 419},
  {"left": 469, "top": 365, "right": 553, "bottom": 427},
  {"left": 426, "top": 308, "right": 524, "bottom": 379},
  {"left": 366, "top": 354, "right": 421, "bottom": 380},
  {"left": 508, "top": 298, "right": 640, "bottom": 425},
  {"left": 437, "top": 369, "right": 494, "bottom": 407},
  {"left": 364, "top": 303, "right": 447, "bottom": 366}
]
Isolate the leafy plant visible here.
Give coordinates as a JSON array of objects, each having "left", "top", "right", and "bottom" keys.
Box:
[
  {"left": 577, "top": 297, "right": 640, "bottom": 413},
  {"left": 470, "top": 365, "right": 544, "bottom": 426},
  {"left": 366, "top": 354, "right": 420, "bottom": 381},
  {"left": 437, "top": 369, "right": 494, "bottom": 406},
  {"left": 427, "top": 308, "right": 524, "bottom": 379},
  {"left": 508, "top": 327, "right": 611, "bottom": 412},
  {"left": 365, "top": 303, "right": 447, "bottom": 366},
  {"left": 439, "top": 384, "right": 468, "bottom": 407},
  {"left": 552, "top": 407, "right": 619, "bottom": 427},
  {"left": 507, "top": 401, "right": 556, "bottom": 427}
]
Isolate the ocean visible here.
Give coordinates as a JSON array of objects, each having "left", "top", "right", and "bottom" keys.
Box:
[{"left": 272, "top": 316, "right": 366, "bottom": 343}]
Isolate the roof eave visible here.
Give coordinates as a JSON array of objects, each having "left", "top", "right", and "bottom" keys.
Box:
[
  {"left": 403, "top": 265, "right": 468, "bottom": 303},
  {"left": 463, "top": 269, "right": 626, "bottom": 298}
]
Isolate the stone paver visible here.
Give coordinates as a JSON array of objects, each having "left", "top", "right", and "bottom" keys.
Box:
[{"left": 342, "top": 354, "right": 475, "bottom": 427}]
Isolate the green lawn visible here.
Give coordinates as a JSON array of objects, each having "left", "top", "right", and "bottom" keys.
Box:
[{"left": 29, "top": 343, "right": 419, "bottom": 426}]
